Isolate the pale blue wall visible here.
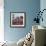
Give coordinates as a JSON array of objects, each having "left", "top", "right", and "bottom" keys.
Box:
[
  {"left": 4, "top": 0, "right": 40, "bottom": 42},
  {"left": 40, "top": 0, "right": 46, "bottom": 27}
]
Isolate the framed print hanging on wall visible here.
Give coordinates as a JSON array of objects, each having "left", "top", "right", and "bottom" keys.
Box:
[{"left": 10, "top": 12, "right": 26, "bottom": 28}]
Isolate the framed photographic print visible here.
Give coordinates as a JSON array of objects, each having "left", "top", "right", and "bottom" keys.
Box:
[{"left": 10, "top": 12, "right": 26, "bottom": 28}]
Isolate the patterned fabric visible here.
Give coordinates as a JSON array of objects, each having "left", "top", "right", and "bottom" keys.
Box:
[{"left": 23, "top": 32, "right": 34, "bottom": 46}]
